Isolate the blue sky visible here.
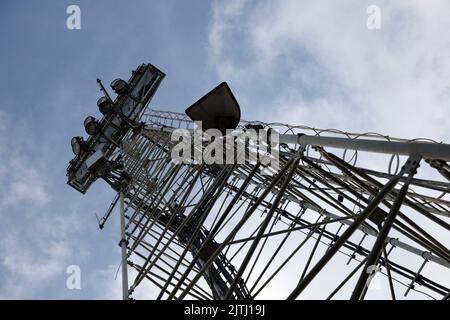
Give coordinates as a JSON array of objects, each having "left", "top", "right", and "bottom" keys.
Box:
[
  {"left": 0, "top": 0, "right": 449, "bottom": 299},
  {"left": 0, "top": 0, "right": 223, "bottom": 299}
]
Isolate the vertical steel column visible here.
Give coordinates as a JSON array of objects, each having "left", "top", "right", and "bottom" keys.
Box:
[{"left": 120, "top": 191, "right": 129, "bottom": 300}]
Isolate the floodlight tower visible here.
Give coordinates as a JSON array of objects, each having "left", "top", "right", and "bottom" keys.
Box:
[{"left": 67, "top": 63, "right": 450, "bottom": 300}]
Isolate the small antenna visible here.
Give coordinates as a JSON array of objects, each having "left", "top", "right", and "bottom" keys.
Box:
[
  {"left": 94, "top": 212, "right": 101, "bottom": 226},
  {"left": 97, "top": 193, "right": 120, "bottom": 229},
  {"left": 97, "top": 78, "right": 114, "bottom": 102}
]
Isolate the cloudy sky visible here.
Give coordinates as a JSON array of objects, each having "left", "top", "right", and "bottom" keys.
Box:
[{"left": 0, "top": 0, "right": 449, "bottom": 299}]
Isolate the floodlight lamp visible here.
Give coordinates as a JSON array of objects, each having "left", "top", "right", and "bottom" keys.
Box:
[
  {"left": 71, "top": 136, "right": 87, "bottom": 155},
  {"left": 185, "top": 82, "right": 241, "bottom": 135},
  {"left": 97, "top": 96, "right": 113, "bottom": 115},
  {"left": 110, "top": 78, "right": 129, "bottom": 95},
  {"left": 84, "top": 116, "right": 99, "bottom": 135}
]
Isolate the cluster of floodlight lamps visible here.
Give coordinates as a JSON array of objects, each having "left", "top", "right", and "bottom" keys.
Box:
[
  {"left": 70, "top": 80, "right": 130, "bottom": 154},
  {"left": 67, "top": 64, "right": 165, "bottom": 193},
  {"left": 71, "top": 70, "right": 143, "bottom": 156}
]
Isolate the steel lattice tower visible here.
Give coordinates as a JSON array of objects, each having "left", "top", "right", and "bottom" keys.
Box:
[{"left": 67, "top": 63, "right": 450, "bottom": 300}]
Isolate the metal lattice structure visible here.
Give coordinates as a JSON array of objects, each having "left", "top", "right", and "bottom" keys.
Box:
[{"left": 67, "top": 63, "right": 450, "bottom": 300}]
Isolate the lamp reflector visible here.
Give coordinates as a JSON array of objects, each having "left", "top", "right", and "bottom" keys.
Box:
[
  {"left": 110, "top": 78, "right": 129, "bottom": 95},
  {"left": 71, "top": 136, "right": 87, "bottom": 155},
  {"left": 97, "top": 96, "right": 113, "bottom": 115},
  {"left": 84, "top": 116, "right": 99, "bottom": 135}
]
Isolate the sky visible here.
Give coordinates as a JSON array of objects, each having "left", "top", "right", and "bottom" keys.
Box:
[{"left": 0, "top": 0, "right": 449, "bottom": 299}]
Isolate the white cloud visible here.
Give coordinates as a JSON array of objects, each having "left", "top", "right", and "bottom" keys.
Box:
[
  {"left": 208, "top": 0, "right": 450, "bottom": 141},
  {"left": 0, "top": 112, "right": 50, "bottom": 209},
  {"left": 0, "top": 223, "right": 78, "bottom": 299},
  {"left": 0, "top": 110, "right": 82, "bottom": 299},
  {"left": 89, "top": 263, "right": 124, "bottom": 299},
  {"left": 2, "top": 166, "right": 50, "bottom": 207}
]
